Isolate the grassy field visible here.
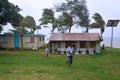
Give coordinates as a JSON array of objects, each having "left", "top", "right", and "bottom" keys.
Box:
[{"left": 0, "top": 48, "right": 120, "bottom": 80}]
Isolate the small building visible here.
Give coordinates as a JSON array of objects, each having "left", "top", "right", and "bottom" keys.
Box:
[
  {"left": 0, "top": 33, "right": 45, "bottom": 49},
  {"left": 49, "top": 33, "right": 101, "bottom": 54}
]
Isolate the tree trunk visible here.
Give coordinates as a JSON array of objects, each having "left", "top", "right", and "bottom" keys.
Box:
[
  {"left": 69, "top": 26, "right": 72, "bottom": 33},
  {"left": 85, "top": 27, "right": 89, "bottom": 33},
  {"left": 20, "top": 34, "right": 23, "bottom": 49}
]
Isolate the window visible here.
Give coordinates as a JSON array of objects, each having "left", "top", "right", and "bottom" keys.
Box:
[
  {"left": 30, "top": 37, "right": 34, "bottom": 43},
  {"left": 39, "top": 36, "right": 44, "bottom": 42},
  {"left": 42, "top": 37, "right": 44, "bottom": 42},
  {"left": 90, "top": 41, "right": 96, "bottom": 48},
  {"left": 39, "top": 37, "right": 42, "bottom": 42},
  {"left": 26, "top": 37, "right": 34, "bottom": 43},
  {"left": 80, "top": 41, "right": 86, "bottom": 48},
  {"left": 65, "top": 41, "right": 74, "bottom": 48}
]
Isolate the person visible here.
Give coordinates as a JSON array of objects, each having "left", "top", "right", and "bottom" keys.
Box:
[
  {"left": 57, "top": 47, "right": 61, "bottom": 54},
  {"left": 78, "top": 50, "right": 82, "bottom": 54},
  {"left": 66, "top": 45, "right": 73, "bottom": 66},
  {"left": 45, "top": 45, "right": 49, "bottom": 57},
  {"left": 86, "top": 49, "right": 89, "bottom": 55},
  {"left": 102, "top": 44, "right": 105, "bottom": 50}
]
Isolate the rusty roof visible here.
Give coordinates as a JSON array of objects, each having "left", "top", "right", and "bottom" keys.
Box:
[{"left": 49, "top": 33, "right": 100, "bottom": 41}]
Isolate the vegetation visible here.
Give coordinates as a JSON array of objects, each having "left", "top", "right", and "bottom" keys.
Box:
[
  {"left": 39, "top": 0, "right": 90, "bottom": 33},
  {"left": 0, "top": 0, "right": 21, "bottom": 32},
  {"left": 9, "top": 15, "right": 38, "bottom": 34},
  {"left": 39, "top": 8, "right": 55, "bottom": 32},
  {"left": 0, "top": 48, "right": 120, "bottom": 80},
  {"left": 90, "top": 13, "right": 105, "bottom": 40},
  {"left": 0, "top": 1, "right": 38, "bottom": 34},
  {"left": 1, "top": 0, "right": 105, "bottom": 35},
  {"left": 20, "top": 15, "right": 38, "bottom": 34},
  {"left": 39, "top": 0, "right": 105, "bottom": 34}
]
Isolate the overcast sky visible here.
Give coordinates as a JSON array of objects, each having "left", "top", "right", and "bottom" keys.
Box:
[{"left": 3, "top": 0, "right": 120, "bottom": 42}]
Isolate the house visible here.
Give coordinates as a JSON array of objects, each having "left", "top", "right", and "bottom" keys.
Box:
[
  {"left": 49, "top": 33, "right": 101, "bottom": 54},
  {"left": 0, "top": 33, "right": 45, "bottom": 49}
]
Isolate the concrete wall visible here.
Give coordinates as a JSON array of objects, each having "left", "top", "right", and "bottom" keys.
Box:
[
  {"left": 20, "top": 36, "right": 44, "bottom": 49},
  {"left": 0, "top": 36, "right": 14, "bottom": 48},
  {"left": 50, "top": 41, "right": 101, "bottom": 54},
  {"left": 0, "top": 36, "right": 45, "bottom": 49}
]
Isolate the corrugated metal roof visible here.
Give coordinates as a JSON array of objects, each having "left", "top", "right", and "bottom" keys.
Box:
[{"left": 50, "top": 33, "right": 100, "bottom": 41}]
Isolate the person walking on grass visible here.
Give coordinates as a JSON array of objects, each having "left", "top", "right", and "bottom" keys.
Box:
[
  {"left": 45, "top": 45, "right": 49, "bottom": 57},
  {"left": 66, "top": 45, "right": 73, "bottom": 66}
]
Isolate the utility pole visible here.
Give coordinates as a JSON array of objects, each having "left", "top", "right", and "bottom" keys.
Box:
[{"left": 106, "top": 20, "right": 120, "bottom": 51}]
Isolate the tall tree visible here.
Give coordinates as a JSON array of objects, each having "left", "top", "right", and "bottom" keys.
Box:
[
  {"left": 54, "top": 0, "right": 90, "bottom": 33},
  {"left": 0, "top": 0, "right": 21, "bottom": 32},
  {"left": 90, "top": 13, "right": 105, "bottom": 40},
  {"left": 39, "top": 8, "right": 55, "bottom": 32},
  {"left": 60, "top": 12, "right": 73, "bottom": 33},
  {"left": 10, "top": 15, "right": 37, "bottom": 34},
  {"left": 20, "top": 16, "right": 37, "bottom": 34},
  {"left": 10, "top": 13, "right": 23, "bottom": 28},
  {"left": 9, "top": 14, "right": 24, "bottom": 34}
]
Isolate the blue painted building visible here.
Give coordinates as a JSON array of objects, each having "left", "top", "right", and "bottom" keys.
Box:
[{"left": 0, "top": 33, "right": 45, "bottom": 49}]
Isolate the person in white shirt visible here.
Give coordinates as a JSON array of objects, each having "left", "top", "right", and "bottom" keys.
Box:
[{"left": 66, "top": 45, "right": 73, "bottom": 66}]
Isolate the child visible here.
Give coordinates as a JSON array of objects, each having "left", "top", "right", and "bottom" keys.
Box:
[{"left": 45, "top": 46, "right": 49, "bottom": 57}]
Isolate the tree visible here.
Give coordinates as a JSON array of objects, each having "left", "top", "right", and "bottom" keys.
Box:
[
  {"left": 10, "top": 15, "right": 37, "bottom": 34},
  {"left": 9, "top": 14, "right": 24, "bottom": 34},
  {"left": 59, "top": 12, "right": 73, "bottom": 33},
  {"left": 54, "top": 0, "right": 90, "bottom": 33},
  {"left": 20, "top": 16, "right": 37, "bottom": 34},
  {"left": 54, "top": 1, "right": 74, "bottom": 33},
  {"left": 90, "top": 13, "right": 105, "bottom": 40},
  {"left": 10, "top": 13, "right": 23, "bottom": 28},
  {"left": 0, "top": 0, "right": 21, "bottom": 32},
  {"left": 39, "top": 8, "right": 55, "bottom": 32}
]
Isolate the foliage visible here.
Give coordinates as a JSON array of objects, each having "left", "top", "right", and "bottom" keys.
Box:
[
  {"left": 10, "top": 14, "right": 23, "bottom": 27},
  {"left": 0, "top": 0, "right": 21, "bottom": 32},
  {"left": 57, "top": 12, "right": 73, "bottom": 33},
  {"left": 39, "top": 8, "right": 56, "bottom": 32},
  {"left": 9, "top": 27, "right": 28, "bottom": 34},
  {"left": 90, "top": 13, "right": 105, "bottom": 39},
  {"left": 10, "top": 15, "right": 37, "bottom": 34},
  {"left": 39, "top": 0, "right": 105, "bottom": 33},
  {"left": 20, "top": 16, "right": 37, "bottom": 33},
  {"left": 40, "top": 9, "right": 54, "bottom": 25},
  {"left": 39, "top": 0, "right": 90, "bottom": 33},
  {"left": 0, "top": 48, "right": 120, "bottom": 80},
  {"left": 54, "top": 0, "right": 90, "bottom": 33}
]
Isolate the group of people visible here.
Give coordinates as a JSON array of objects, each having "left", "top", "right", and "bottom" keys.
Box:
[{"left": 45, "top": 44, "right": 75, "bottom": 67}]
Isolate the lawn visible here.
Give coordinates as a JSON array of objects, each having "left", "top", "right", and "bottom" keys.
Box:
[{"left": 0, "top": 48, "right": 120, "bottom": 80}]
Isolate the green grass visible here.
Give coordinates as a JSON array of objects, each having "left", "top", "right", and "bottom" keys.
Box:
[{"left": 0, "top": 48, "right": 120, "bottom": 80}]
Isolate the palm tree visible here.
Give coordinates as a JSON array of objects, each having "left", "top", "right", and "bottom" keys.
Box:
[{"left": 90, "top": 13, "right": 105, "bottom": 40}]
